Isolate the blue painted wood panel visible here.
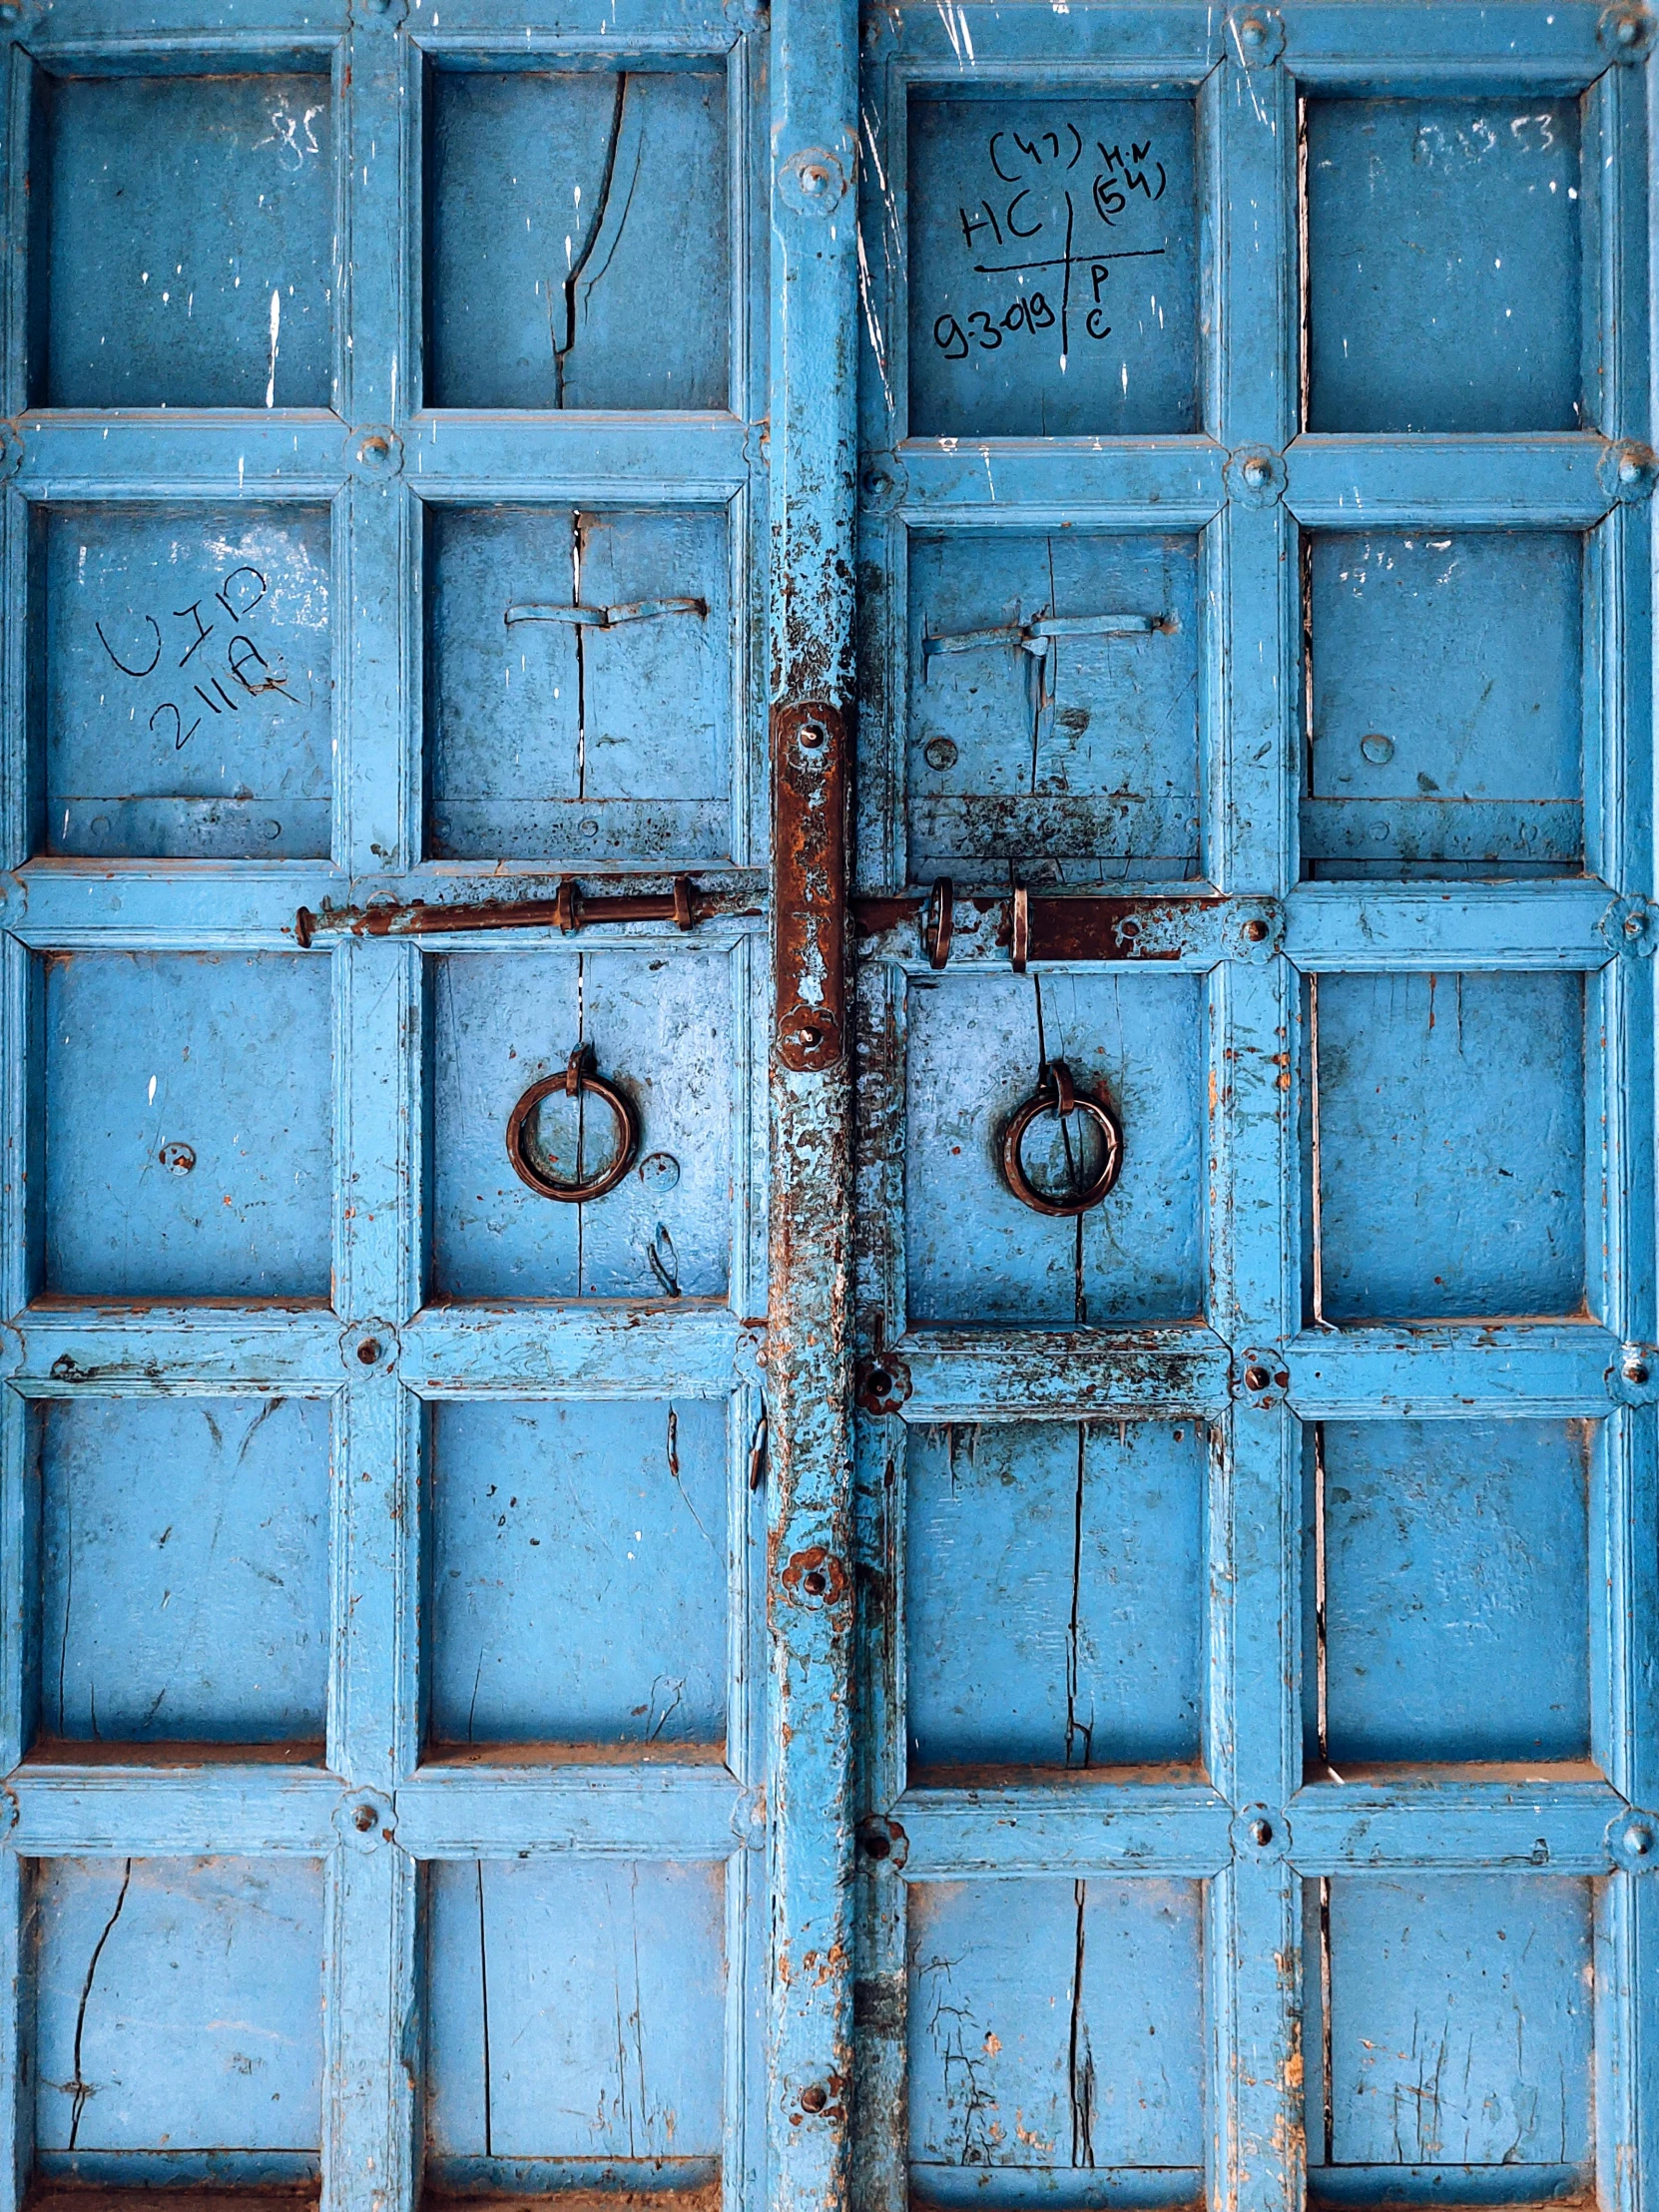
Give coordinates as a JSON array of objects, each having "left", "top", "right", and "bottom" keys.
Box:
[
  {"left": 1308, "top": 971, "right": 1586, "bottom": 1322},
  {"left": 1303, "top": 530, "right": 1583, "bottom": 880},
  {"left": 424, "top": 1857, "right": 725, "bottom": 2171},
  {"left": 1304, "top": 1418, "right": 1593, "bottom": 1771},
  {"left": 428, "top": 945, "right": 735, "bottom": 1301},
  {"left": 1314, "top": 1875, "right": 1593, "bottom": 2172},
  {"left": 43, "top": 951, "right": 333, "bottom": 1300},
  {"left": 31, "top": 1855, "right": 324, "bottom": 2171},
  {"left": 425, "top": 504, "right": 732, "bottom": 862},
  {"left": 905, "top": 972, "right": 1204, "bottom": 1326},
  {"left": 37, "top": 1395, "right": 330, "bottom": 1749},
  {"left": 33, "top": 71, "right": 335, "bottom": 410},
  {"left": 906, "top": 94, "right": 1198, "bottom": 438},
  {"left": 34, "top": 503, "right": 333, "bottom": 862},
  {"left": 1304, "top": 98, "right": 1584, "bottom": 434},
  {"left": 424, "top": 66, "right": 730, "bottom": 412},
  {"left": 906, "top": 1878, "right": 1204, "bottom": 2182},
  {"left": 427, "top": 1395, "right": 728, "bottom": 1750},
  {"left": 907, "top": 532, "right": 1200, "bottom": 885},
  {"left": 905, "top": 1420, "right": 1204, "bottom": 1775}
]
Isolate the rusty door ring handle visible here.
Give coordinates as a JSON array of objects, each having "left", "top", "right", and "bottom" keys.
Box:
[
  {"left": 506, "top": 1046, "right": 639, "bottom": 1203},
  {"left": 1000, "top": 1059, "right": 1123, "bottom": 1217}
]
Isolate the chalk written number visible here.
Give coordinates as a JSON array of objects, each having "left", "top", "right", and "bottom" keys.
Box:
[
  {"left": 934, "top": 282, "right": 1116, "bottom": 358},
  {"left": 95, "top": 563, "right": 290, "bottom": 754}
]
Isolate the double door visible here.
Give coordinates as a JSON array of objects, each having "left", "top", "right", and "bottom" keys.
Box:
[{"left": 0, "top": 5, "right": 1652, "bottom": 2212}]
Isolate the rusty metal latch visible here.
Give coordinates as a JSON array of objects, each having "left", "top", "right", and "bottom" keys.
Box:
[
  {"left": 506, "top": 1044, "right": 639, "bottom": 1204},
  {"left": 922, "top": 610, "right": 1160, "bottom": 665},
  {"left": 504, "top": 596, "right": 708, "bottom": 629},
  {"left": 296, "top": 874, "right": 707, "bottom": 945}
]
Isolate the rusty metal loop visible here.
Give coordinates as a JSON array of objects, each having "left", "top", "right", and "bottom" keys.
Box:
[
  {"left": 506, "top": 1045, "right": 639, "bottom": 1203},
  {"left": 1000, "top": 1058, "right": 1123, "bottom": 1218},
  {"left": 1010, "top": 885, "right": 1030, "bottom": 973},
  {"left": 924, "top": 876, "right": 954, "bottom": 970}
]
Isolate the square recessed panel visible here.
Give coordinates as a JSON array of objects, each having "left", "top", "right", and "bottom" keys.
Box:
[
  {"left": 1312, "top": 1877, "right": 1592, "bottom": 2172},
  {"left": 1306, "top": 1419, "right": 1592, "bottom": 1770},
  {"left": 45, "top": 951, "right": 332, "bottom": 1300},
  {"left": 33, "top": 1857, "right": 324, "bottom": 2164},
  {"left": 907, "top": 94, "right": 1199, "bottom": 437},
  {"left": 425, "top": 1859, "right": 724, "bottom": 2171},
  {"left": 429, "top": 947, "right": 734, "bottom": 1301},
  {"left": 908, "top": 531, "right": 1201, "bottom": 882},
  {"left": 1303, "top": 531, "right": 1583, "bottom": 880},
  {"left": 39, "top": 1395, "right": 330, "bottom": 1748},
  {"left": 907, "top": 1420, "right": 1204, "bottom": 1773},
  {"left": 1305, "top": 98, "right": 1583, "bottom": 433},
  {"left": 905, "top": 971, "right": 1204, "bottom": 1326},
  {"left": 429, "top": 1397, "right": 729, "bottom": 1750},
  {"left": 35, "top": 74, "right": 334, "bottom": 409},
  {"left": 908, "top": 1879, "right": 1204, "bottom": 2181},
  {"left": 425, "top": 68, "right": 730, "bottom": 410},
  {"left": 425, "top": 505, "right": 732, "bottom": 861},
  {"left": 37, "top": 505, "right": 332, "bottom": 859},
  {"left": 1309, "top": 971, "right": 1585, "bottom": 1322}
]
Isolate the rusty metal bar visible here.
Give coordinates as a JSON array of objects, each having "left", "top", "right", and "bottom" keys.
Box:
[
  {"left": 773, "top": 704, "right": 848, "bottom": 1068},
  {"left": 295, "top": 872, "right": 728, "bottom": 945},
  {"left": 852, "top": 888, "right": 1227, "bottom": 964},
  {"left": 767, "top": 0, "right": 858, "bottom": 2201}
]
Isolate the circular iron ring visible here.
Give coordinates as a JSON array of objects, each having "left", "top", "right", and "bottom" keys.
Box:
[
  {"left": 1000, "top": 1059, "right": 1123, "bottom": 1218},
  {"left": 506, "top": 1049, "right": 639, "bottom": 1203}
]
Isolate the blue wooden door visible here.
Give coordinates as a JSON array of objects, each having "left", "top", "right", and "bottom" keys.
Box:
[
  {"left": 0, "top": 3, "right": 1652, "bottom": 2212},
  {"left": 850, "top": 8, "right": 1659, "bottom": 2212}
]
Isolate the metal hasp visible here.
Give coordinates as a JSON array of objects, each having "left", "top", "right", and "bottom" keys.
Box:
[{"left": 768, "top": 0, "right": 857, "bottom": 2197}]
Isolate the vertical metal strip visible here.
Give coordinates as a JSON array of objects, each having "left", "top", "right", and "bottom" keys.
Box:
[{"left": 767, "top": 0, "right": 858, "bottom": 2204}]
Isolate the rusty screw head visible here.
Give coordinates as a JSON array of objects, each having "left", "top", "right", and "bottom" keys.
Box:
[
  {"left": 1242, "top": 454, "right": 1273, "bottom": 489},
  {"left": 802, "top": 1567, "right": 829, "bottom": 1597},
  {"left": 1625, "top": 1821, "right": 1652, "bottom": 1856},
  {"left": 1244, "top": 1364, "right": 1272, "bottom": 1391},
  {"left": 352, "top": 1802, "right": 378, "bottom": 1834},
  {"left": 923, "top": 736, "right": 958, "bottom": 771},
  {"left": 1238, "top": 12, "right": 1268, "bottom": 43},
  {"left": 1615, "top": 7, "right": 1643, "bottom": 40},
  {"left": 799, "top": 2083, "right": 829, "bottom": 2112},
  {"left": 798, "top": 719, "right": 827, "bottom": 751},
  {"left": 1626, "top": 1358, "right": 1651, "bottom": 1385},
  {"left": 1250, "top": 1816, "right": 1274, "bottom": 1847},
  {"left": 356, "top": 1338, "right": 381, "bottom": 1366},
  {"left": 1243, "top": 917, "right": 1270, "bottom": 943},
  {"left": 159, "top": 1141, "right": 196, "bottom": 1176}
]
